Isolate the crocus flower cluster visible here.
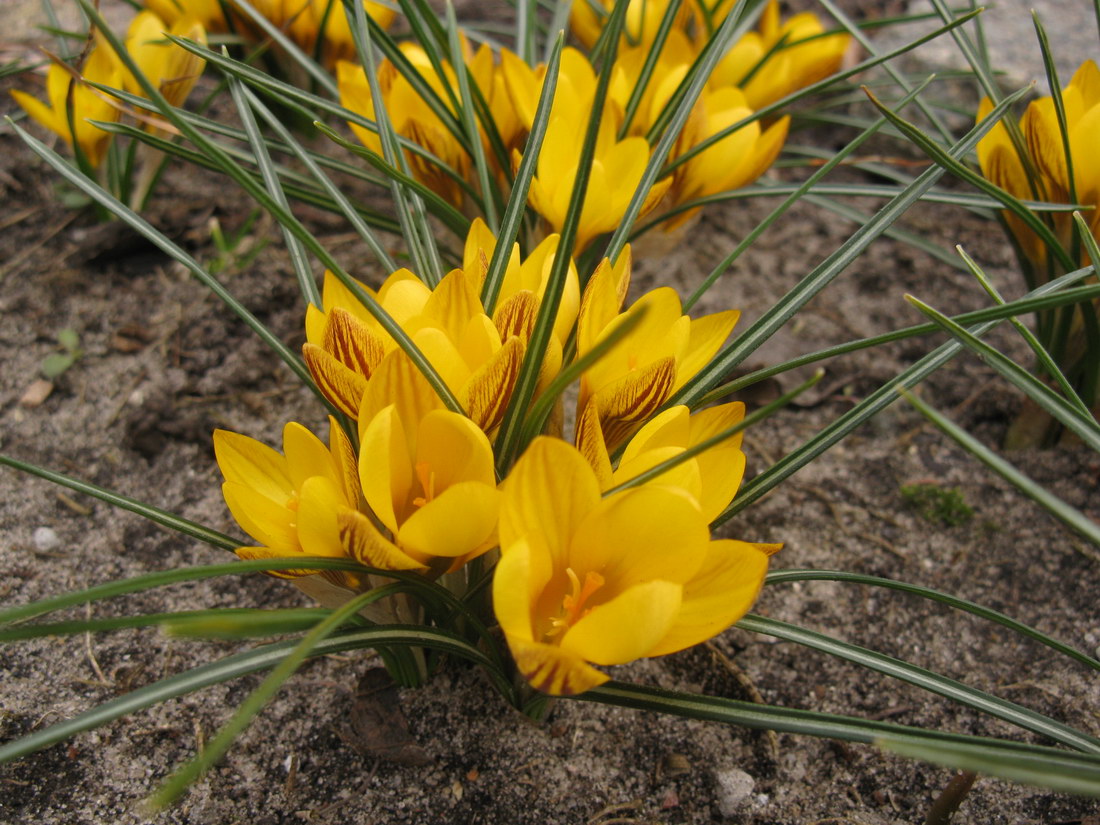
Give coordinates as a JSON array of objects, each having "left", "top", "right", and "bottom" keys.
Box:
[
  {"left": 215, "top": 221, "right": 776, "bottom": 694},
  {"left": 334, "top": 0, "right": 847, "bottom": 248}
]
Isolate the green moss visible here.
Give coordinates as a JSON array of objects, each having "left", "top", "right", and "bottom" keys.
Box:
[{"left": 900, "top": 483, "right": 974, "bottom": 527}]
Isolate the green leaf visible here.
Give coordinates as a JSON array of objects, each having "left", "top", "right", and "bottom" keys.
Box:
[
  {"left": 877, "top": 736, "right": 1100, "bottom": 796},
  {"left": 40, "top": 353, "right": 75, "bottom": 379},
  {"left": 714, "top": 264, "right": 1098, "bottom": 523},
  {"left": 581, "top": 681, "right": 1100, "bottom": 797},
  {"left": 480, "top": 32, "right": 564, "bottom": 315},
  {"left": 604, "top": 370, "right": 823, "bottom": 497},
  {"left": 492, "top": 0, "right": 631, "bottom": 474},
  {"left": 737, "top": 614, "right": 1100, "bottom": 754},
  {"left": 905, "top": 295, "right": 1100, "bottom": 451},
  {"left": 0, "top": 624, "right": 507, "bottom": 767},
  {"left": 671, "top": 85, "right": 1034, "bottom": 410},
  {"left": 764, "top": 568, "right": 1100, "bottom": 673},
  {"left": 902, "top": 392, "right": 1100, "bottom": 548}
]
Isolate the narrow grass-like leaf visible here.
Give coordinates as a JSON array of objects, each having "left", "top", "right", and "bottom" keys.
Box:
[
  {"left": 0, "top": 625, "right": 506, "bottom": 765},
  {"left": 162, "top": 38, "right": 475, "bottom": 201},
  {"left": 480, "top": 33, "right": 563, "bottom": 314},
  {"left": 312, "top": 120, "right": 473, "bottom": 238},
  {"left": 517, "top": 299, "right": 647, "bottom": 447},
  {"left": 877, "top": 736, "right": 1100, "bottom": 796},
  {"left": 618, "top": 0, "right": 683, "bottom": 138},
  {"left": 764, "top": 569, "right": 1100, "bottom": 672},
  {"left": 714, "top": 265, "right": 1097, "bottom": 523},
  {"left": 905, "top": 295, "right": 1100, "bottom": 451},
  {"left": 493, "top": 0, "right": 630, "bottom": 473},
  {"left": 670, "top": 86, "right": 1033, "bottom": 410},
  {"left": 865, "top": 87, "right": 1077, "bottom": 273},
  {"left": 238, "top": 89, "right": 399, "bottom": 272},
  {"left": 8, "top": 121, "right": 324, "bottom": 400},
  {"left": 681, "top": 77, "right": 935, "bottom": 310},
  {"left": 148, "top": 586, "right": 499, "bottom": 808},
  {"left": 226, "top": 68, "right": 320, "bottom": 307},
  {"left": 903, "top": 391, "right": 1100, "bottom": 547},
  {"left": 345, "top": 0, "right": 442, "bottom": 285},
  {"left": 737, "top": 614, "right": 1100, "bottom": 754},
  {"left": 817, "top": 0, "right": 955, "bottom": 143},
  {"left": 582, "top": 681, "right": 1100, "bottom": 796},
  {"left": 605, "top": 370, "right": 823, "bottom": 497},
  {"left": 0, "top": 608, "right": 341, "bottom": 642},
  {"left": 698, "top": 280, "right": 1100, "bottom": 404},
  {"left": 445, "top": 0, "right": 499, "bottom": 231},
  {"left": 956, "top": 245, "right": 1091, "bottom": 416},
  {"left": 72, "top": 3, "right": 461, "bottom": 411},
  {"left": 0, "top": 558, "right": 370, "bottom": 627},
  {"left": 0, "top": 453, "right": 239, "bottom": 552}
]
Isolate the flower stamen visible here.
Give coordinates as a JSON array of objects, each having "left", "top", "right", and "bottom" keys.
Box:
[{"left": 412, "top": 461, "right": 436, "bottom": 507}]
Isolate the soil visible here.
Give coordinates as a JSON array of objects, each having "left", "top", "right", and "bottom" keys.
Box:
[{"left": 1, "top": 1, "right": 1099, "bottom": 824}]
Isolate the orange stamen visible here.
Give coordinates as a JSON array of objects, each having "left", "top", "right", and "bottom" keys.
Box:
[
  {"left": 412, "top": 461, "right": 436, "bottom": 508},
  {"left": 547, "top": 567, "right": 605, "bottom": 636}
]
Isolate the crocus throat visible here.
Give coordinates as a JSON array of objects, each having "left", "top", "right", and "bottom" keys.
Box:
[
  {"left": 546, "top": 567, "right": 605, "bottom": 637},
  {"left": 412, "top": 461, "right": 436, "bottom": 508}
]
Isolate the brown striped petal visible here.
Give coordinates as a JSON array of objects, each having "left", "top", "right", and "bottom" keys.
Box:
[{"left": 303, "top": 342, "right": 368, "bottom": 418}]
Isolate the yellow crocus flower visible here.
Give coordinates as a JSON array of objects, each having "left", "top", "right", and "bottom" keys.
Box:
[
  {"left": 575, "top": 247, "right": 739, "bottom": 450},
  {"left": 144, "top": 0, "right": 230, "bottom": 30},
  {"left": 662, "top": 83, "right": 789, "bottom": 228},
  {"left": 709, "top": 0, "right": 850, "bottom": 110},
  {"left": 341, "top": 351, "right": 501, "bottom": 574},
  {"left": 123, "top": 11, "right": 207, "bottom": 120},
  {"left": 11, "top": 44, "right": 124, "bottom": 167},
  {"left": 977, "top": 60, "right": 1100, "bottom": 266},
  {"left": 493, "top": 436, "right": 770, "bottom": 695},
  {"left": 577, "top": 401, "right": 749, "bottom": 523},
  {"left": 337, "top": 45, "right": 469, "bottom": 206},
  {"left": 213, "top": 417, "right": 360, "bottom": 582}
]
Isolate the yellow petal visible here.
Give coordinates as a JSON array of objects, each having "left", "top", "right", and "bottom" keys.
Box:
[
  {"left": 594, "top": 356, "right": 677, "bottom": 450},
  {"left": 338, "top": 508, "right": 427, "bottom": 570},
  {"left": 648, "top": 539, "right": 769, "bottom": 656},
  {"left": 561, "top": 579, "right": 682, "bottom": 665},
  {"left": 328, "top": 416, "right": 361, "bottom": 506},
  {"left": 323, "top": 307, "right": 385, "bottom": 378},
  {"left": 296, "top": 476, "right": 347, "bottom": 557},
  {"left": 505, "top": 633, "right": 610, "bottom": 696},
  {"left": 463, "top": 335, "right": 524, "bottom": 433},
  {"left": 569, "top": 486, "right": 709, "bottom": 587},
  {"left": 493, "top": 536, "right": 552, "bottom": 641},
  {"left": 417, "top": 409, "right": 497, "bottom": 487},
  {"left": 500, "top": 437, "right": 600, "bottom": 562},
  {"left": 358, "top": 404, "right": 412, "bottom": 534},
  {"left": 213, "top": 429, "right": 291, "bottom": 502},
  {"left": 574, "top": 399, "right": 613, "bottom": 489},
  {"left": 303, "top": 343, "right": 368, "bottom": 419},
  {"left": 677, "top": 309, "right": 738, "bottom": 389},
  {"left": 222, "top": 481, "right": 297, "bottom": 552},
  {"left": 397, "top": 480, "right": 500, "bottom": 558},
  {"left": 283, "top": 421, "right": 337, "bottom": 492}
]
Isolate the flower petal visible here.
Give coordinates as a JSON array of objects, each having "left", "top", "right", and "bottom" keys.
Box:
[
  {"left": 648, "top": 539, "right": 770, "bottom": 656},
  {"left": 561, "top": 579, "right": 682, "bottom": 665},
  {"left": 397, "top": 480, "right": 500, "bottom": 558},
  {"left": 505, "top": 633, "right": 609, "bottom": 696}
]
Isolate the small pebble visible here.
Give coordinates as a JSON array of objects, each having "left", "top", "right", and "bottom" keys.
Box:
[
  {"left": 33, "top": 527, "right": 61, "bottom": 551},
  {"left": 713, "top": 767, "right": 754, "bottom": 817}
]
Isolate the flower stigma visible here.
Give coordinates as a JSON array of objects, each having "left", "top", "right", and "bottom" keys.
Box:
[{"left": 547, "top": 567, "right": 605, "bottom": 636}]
